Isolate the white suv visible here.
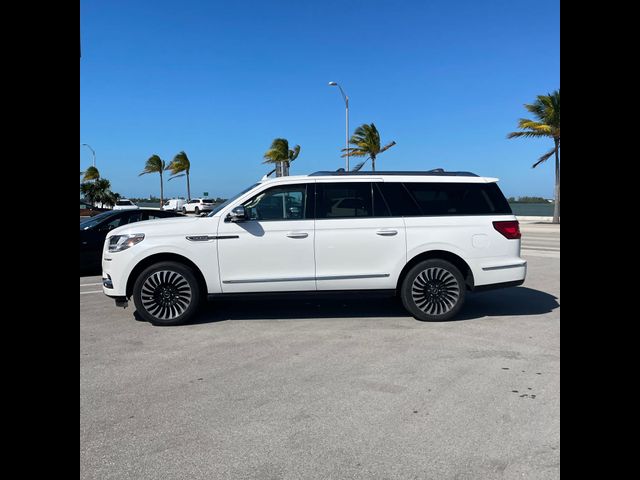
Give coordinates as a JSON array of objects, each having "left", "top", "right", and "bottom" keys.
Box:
[
  {"left": 182, "top": 198, "right": 215, "bottom": 215},
  {"left": 102, "top": 170, "right": 526, "bottom": 326},
  {"left": 112, "top": 199, "right": 139, "bottom": 210}
]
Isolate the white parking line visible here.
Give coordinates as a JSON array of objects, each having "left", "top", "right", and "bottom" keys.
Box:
[
  {"left": 80, "top": 283, "right": 103, "bottom": 287},
  {"left": 80, "top": 290, "right": 103, "bottom": 295},
  {"left": 522, "top": 249, "right": 560, "bottom": 259}
]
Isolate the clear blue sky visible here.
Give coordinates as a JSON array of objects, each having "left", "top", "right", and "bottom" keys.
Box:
[{"left": 80, "top": 0, "right": 559, "bottom": 200}]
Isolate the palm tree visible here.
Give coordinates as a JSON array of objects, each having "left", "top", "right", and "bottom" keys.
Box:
[
  {"left": 82, "top": 166, "right": 100, "bottom": 182},
  {"left": 263, "top": 138, "right": 301, "bottom": 177},
  {"left": 507, "top": 89, "right": 560, "bottom": 223},
  {"left": 80, "top": 177, "right": 114, "bottom": 207},
  {"left": 341, "top": 123, "right": 396, "bottom": 172},
  {"left": 139, "top": 155, "right": 166, "bottom": 209},
  {"left": 165, "top": 151, "right": 191, "bottom": 200}
]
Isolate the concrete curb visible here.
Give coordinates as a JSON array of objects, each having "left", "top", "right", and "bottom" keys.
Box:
[{"left": 516, "top": 215, "right": 558, "bottom": 222}]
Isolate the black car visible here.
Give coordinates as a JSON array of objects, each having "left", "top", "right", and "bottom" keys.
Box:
[{"left": 80, "top": 209, "right": 182, "bottom": 271}]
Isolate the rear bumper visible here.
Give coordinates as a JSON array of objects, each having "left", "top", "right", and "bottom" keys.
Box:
[
  {"left": 471, "top": 279, "right": 525, "bottom": 292},
  {"left": 470, "top": 257, "right": 527, "bottom": 287}
]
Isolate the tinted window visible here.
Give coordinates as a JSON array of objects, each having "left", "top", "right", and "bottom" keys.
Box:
[
  {"left": 372, "top": 183, "right": 391, "bottom": 216},
  {"left": 116, "top": 200, "right": 133, "bottom": 206},
  {"left": 208, "top": 183, "right": 260, "bottom": 217},
  {"left": 126, "top": 212, "right": 143, "bottom": 223},
  {"left": 376, "top": 183, "right": 421, "bottom": 216},
  {"left": 144, "top": 211, "right": 175, "bottom": 220},
  {"left": 80, "top": 211, "right": 116, "bottom": 229},
  {"left": 202, "top": 199, "right": 214, "bottom": 204},
  {"left": 96, "top": 214, "right": 126, "bottom": 232},
  {"left": 316, "top": 183, "right": 372, "bottom": 218},
  {"left": 403, "top": 182, "right": 512, "bottom": 215},
  {"left": 243, "top": 185, "right": 308, "bottom": 221}
]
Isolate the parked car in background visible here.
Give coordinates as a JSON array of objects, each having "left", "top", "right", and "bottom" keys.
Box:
[
  {"left": 163, "top": 198, "right": 187, "bottom": 211},
  {"left": 182, "top": 198, "right": 215, "bottom": 215},
  {"left": 112, "top": 199, "right": 139, "bottom": 210},
  {"left": 81, "top": 209, "right": 182, "bottom": 271},
  {"left": 101, "top": 169, "right": 526, "bottom": 326}
]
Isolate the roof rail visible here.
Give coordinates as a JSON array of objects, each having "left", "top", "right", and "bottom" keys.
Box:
[{"left": 308, "top": 169, "right": 479, "bottom": 177}]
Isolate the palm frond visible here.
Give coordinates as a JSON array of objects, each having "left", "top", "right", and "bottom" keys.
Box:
[
  {"left": 340, "top": 148, "right": 368, "bottom": 158},
  {"left": 167, "top": 173, "right": 186, "bottom": 181},
  {"left": 140, "top": 154, "right": 165, "bottom": 176},
  {"left": 289, "top": 145, "right": 301, "bottom": 162},
  {"left": 263, "top": 138, "right": 300, "bottom": 165},
  {"left": 379, "top": 141, "right": 396, "bottom": 154},
  {"left": 82, "top": 166, "right": 100, "bottom": 181},
  {"left": 166, "top": 151, "right": 190, "bottom": 175},
  {"left": 532, "top": 147, "right": 556, "bottom": 168},
  {"left": 507, "top": 130, "right": 550, "bottom": 139}
]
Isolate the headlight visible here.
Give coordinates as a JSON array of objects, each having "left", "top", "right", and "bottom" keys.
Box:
[{"left": 108, "top": 233, "right": 145, "bottom": 253}]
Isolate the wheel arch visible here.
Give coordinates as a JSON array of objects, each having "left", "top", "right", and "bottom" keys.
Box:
[
  {"left": 126, "top": 253, "right": 208, "bottom": 298},
  {"left": 396, "top": 250, "right": 475, "bottom": 293}
]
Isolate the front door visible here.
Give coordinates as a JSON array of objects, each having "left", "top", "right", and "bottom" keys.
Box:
[{"left": 216, "top": 182, "right": 316, "bottom": 293}]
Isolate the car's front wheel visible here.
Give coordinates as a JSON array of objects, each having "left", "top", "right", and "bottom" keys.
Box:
[
  {"left": 400, "top": 259, "right": 466, "bottom": 321},
  {"left": 132, "top": 261, "right": 201, "bottom": 326},
  {"left": 182, "top": 207, "right": 187, "bottom": 214},
  {"left": 195, "top": 207, "right": 200, "bottom": 215}
]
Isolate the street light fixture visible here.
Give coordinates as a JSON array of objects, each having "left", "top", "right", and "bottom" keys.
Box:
[
  {"left": 328, "top": 81, "right": 350, "bottom": 171},
  {"left": 81, "top": 143, "right": 96, "bottom": 168}
]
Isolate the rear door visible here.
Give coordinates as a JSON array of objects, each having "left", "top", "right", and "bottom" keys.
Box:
[{"left": 313, "top": 181, "right": 406, "bottom": 290}]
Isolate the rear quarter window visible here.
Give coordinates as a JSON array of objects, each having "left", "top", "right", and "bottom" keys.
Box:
[{"left": 403, "top": 182, "right": 512, "bottom": 215}]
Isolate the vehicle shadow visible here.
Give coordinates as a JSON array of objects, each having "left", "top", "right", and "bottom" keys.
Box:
[
  {"left": 179, "top": 287, "right": 558, "bottom": 325},
  {"left": 455, "top": 287, "right": 559, "bottom": 320}
]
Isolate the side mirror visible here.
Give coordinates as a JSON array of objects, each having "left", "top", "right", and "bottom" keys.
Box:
[{"left": 227, "top": 206, "right": 247, "bottom": 222}]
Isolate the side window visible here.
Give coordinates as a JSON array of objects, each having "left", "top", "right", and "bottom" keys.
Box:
[
  {"left": 125, "top": 212, "right": 143, "bottom": 224},
  {"left": 143, "top": 212, "right": 164, "bottom": 221},
  {"left": 316, "top": 182, "right": 372, "bottom": 218},
  {"left": 372, "top": 183, "right": 391, "bottom": 216},
  {"left": 404, "top": 183, "right": 450, "bottom": 215},
  {"left": 243, "top": 185, "right": 307, "bottom": 221},
  {"left": 97, "top": 215, "right": 125, "bottom": 232},
  {"left": 403, "top": 183, "right": 512, "bottom": 215},
  {"left": 377, "top": 183, "right": 421, "bottom": 216}
]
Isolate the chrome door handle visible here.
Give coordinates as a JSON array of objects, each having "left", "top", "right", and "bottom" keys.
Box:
[
  {"left": 376, "top": 229, "right": 398, "bottom": 236},
  {"left": 286, "top": 232, "right": 308, "bottom": 239}
]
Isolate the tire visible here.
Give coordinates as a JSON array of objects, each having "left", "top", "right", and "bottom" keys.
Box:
[
  {"left": 400, "top": 259, "right": 466, "bottom": 321},
  {"left": 195, "top": 207, "right": 200, "bottom": 215},
  {"left": 132, "top": 261, "right": 201, "bottom": 326},
  {"left": 182, "top": 207, "right": 187, "bottom": 214}
]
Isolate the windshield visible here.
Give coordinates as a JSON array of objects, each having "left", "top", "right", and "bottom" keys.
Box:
[
  {"left": 207, "top": 183, "right": 260, "bottom": 217},
  {"left": 116, "top": 200, "right": 133, "bottom": 206},
  {"left": 80, "top": 210, "right": 115, "bottom": 229}
]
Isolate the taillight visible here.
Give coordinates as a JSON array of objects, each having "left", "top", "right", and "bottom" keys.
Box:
[{"left": 493, "top": 220, "right": 521, "bottom": 239}]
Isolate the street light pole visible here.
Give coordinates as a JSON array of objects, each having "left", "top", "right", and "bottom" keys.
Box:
[
  {"left": 328, "top": 82, "right": 350, "bottom": 171},
  {"left": 81, "top": 143, "right": 96, "bottom": 167}
]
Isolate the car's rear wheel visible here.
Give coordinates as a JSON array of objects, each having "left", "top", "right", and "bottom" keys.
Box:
[
  {"left": 400, "top": 259, "right": 466, "bottom": 321},
  {"left": 195, "top": 207, "right": 200, "bottom": 215},
  {"left": 132, "top": 262, "right": 201, "bottom": 326}
]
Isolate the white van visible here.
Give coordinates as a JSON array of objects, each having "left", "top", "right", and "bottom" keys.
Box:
[
  {"left": 163, "top": 198, "right": 187, "bottom": 211},
  {"left": 102, "top": 170, "right": 526, "bottom": 325}
]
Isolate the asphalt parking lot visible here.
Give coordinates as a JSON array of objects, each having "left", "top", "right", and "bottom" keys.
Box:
[{"left": 80, "top": 222, "right": 559, "bottom": 480}]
